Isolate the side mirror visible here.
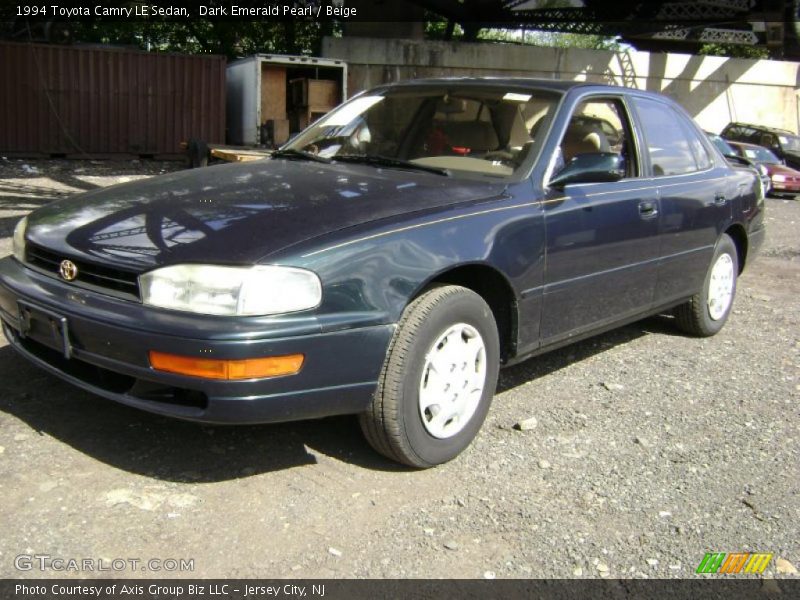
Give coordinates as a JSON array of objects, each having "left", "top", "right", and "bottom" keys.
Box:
[{"left": 550, "top": 152, "right": 625, "bottom": 188}]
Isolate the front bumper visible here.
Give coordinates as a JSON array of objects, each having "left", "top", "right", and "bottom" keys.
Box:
[{"left": 0, "top": 257, "right": 393, "bottom": 424}]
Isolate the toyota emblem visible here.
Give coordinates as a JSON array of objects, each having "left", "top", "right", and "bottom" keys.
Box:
[{"left": 59, "top": 259, "right": 78, "bottom": 281}]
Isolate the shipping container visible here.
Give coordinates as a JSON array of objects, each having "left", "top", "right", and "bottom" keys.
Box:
[
  {"left": 0, "top": 41, "right": 226, "bottom": 158},
  {"left": 226, "top": 54, "right": 347, "bottom": 147}
]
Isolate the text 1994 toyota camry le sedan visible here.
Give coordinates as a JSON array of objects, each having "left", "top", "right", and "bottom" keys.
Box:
[{"left": 1, "top": 79, "right": 765, "bottom": 467}]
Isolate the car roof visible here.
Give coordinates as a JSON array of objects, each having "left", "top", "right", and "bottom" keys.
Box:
[
  {"left": 726, "top": 122, "right": 796, "bottom": 136},
  {"left": 368, "top": 77, "right": 664, "bottom": 98},
  {"left": 377, "top": 77, "right": 584, "bottom": 91}
]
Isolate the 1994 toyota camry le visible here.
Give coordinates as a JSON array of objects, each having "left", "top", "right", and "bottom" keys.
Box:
[{"left": 1, "top": 79, "right": 765, "bottom": 467}]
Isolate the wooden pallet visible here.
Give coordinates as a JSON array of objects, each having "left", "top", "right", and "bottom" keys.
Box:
[{"left": 209, "top": 147, "right": 272, "bottom": 162}]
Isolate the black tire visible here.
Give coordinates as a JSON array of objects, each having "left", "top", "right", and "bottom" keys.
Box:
[
  {"left": 359, "top": 285, "right": 500, "bottom": 468},
  {"left": 674, "top": 233, "right": 739, "bottom": 337}
]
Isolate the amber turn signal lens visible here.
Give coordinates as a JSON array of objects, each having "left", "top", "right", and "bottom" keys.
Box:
[{"left": 149, "top": 351, "right": 304, "bottom": 380}]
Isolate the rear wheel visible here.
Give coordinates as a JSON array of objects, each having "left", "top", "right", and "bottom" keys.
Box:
[
  {"left": 359, "top": 285, "right": 500, "bottom": 468},
  {"left": 674, "top": 233, "right": 738, "bottom": 336}
]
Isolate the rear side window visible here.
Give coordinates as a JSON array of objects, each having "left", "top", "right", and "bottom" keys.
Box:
[
  {"left": 688, "top": 127, "right": 712, "bottom": 170},
  {"left": 724, "top": 125, "right": 746, "bottom": 140},
  {"left": 634, "top": 98, "right": 707, "bottom": 176},
  {"left": 739, "top": 127, "right": 758, "bottom": 143}
]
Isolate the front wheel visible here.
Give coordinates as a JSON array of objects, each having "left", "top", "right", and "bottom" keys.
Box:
[
  {"left": 359, "top": 285, "right": 500, "bottom": 468},
  {"left": 674, "top": 233, "right": 738, "bottom": 336}
]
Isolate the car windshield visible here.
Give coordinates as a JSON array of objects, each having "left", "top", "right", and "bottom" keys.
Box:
[
  {"left": 282, "top": 86, "right": 560, "bottom": 179},
  {"left": 778, "top": 134, "right": 800, "bottom": 153},
  {"left": 743, "top": 146, "right": 781, "bottom": 164}
]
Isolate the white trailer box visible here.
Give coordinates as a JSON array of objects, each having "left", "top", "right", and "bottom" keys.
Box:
[{"left": 226, "top": 54, "right": 348, "bottom": 147}]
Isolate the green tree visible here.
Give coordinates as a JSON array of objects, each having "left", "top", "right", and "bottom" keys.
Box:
[
  {"left": 59, "top": 19, "right": 333, "bottom": 59},
  {"left": 698, "top": 43, "right": 769, "bottom": 59},
  {"left": 477, "top": 28, "right": 619, "bottom": 50}
]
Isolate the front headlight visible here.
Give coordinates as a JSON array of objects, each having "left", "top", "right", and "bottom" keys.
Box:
[
  {"left": 12, "top": 216, "right": 27, "bottom": 263},
  {"left": 772, "top": 174, "right": 786, "bottom": 183},
  {"left": 139, "top": 264, "right": 322, "bottom": 316}
]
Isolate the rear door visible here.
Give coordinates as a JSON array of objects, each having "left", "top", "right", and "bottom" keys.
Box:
[{"left": 630, "top": 97, "right": 732, "bottom": 306}]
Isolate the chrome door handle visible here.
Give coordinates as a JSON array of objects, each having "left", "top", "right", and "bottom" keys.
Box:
[{"left": 638, "top": 201, "right": 658, "bottom": 219}]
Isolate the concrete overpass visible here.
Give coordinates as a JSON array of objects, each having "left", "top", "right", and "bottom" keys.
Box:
[{"left": 348, "top": 0, "right": 800, "bottom": 60}]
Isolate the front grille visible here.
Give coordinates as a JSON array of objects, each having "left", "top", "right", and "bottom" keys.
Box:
[{"left": 26, "top": 242, "right": 141, "bottom": 299}]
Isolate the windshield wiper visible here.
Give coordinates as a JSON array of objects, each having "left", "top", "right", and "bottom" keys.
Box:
[
  {"left": 271, "top": 148, "right": 332, "bottom": 163},
  {"left": 335, "top": 154, "right": 450, "bottom": 177}
]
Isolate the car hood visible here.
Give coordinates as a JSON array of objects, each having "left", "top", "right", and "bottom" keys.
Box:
[{"left": 25, "top": 159, "right": 506, "bottom": 271}]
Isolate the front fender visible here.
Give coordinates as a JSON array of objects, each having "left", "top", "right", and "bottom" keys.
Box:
[{"left": 273, "top": 185, "right": 546, "bottom": 332}]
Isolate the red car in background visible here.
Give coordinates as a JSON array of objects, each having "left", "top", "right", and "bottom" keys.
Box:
[{"left": 726, "top": 140, "right": 800, "bottom": 197}]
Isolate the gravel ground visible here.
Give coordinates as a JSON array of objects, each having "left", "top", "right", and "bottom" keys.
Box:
[{"left": 0, "top": 158, "right": 797, "bottom": 580}]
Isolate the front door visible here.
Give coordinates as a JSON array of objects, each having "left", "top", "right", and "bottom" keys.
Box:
[{"left": 540, "top": 96, "right": 661, "bottom": 344}]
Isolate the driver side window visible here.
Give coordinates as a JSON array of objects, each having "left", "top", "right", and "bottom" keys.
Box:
[{"left": 550, "top": 98, "right": 638, "bottom": 185}]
